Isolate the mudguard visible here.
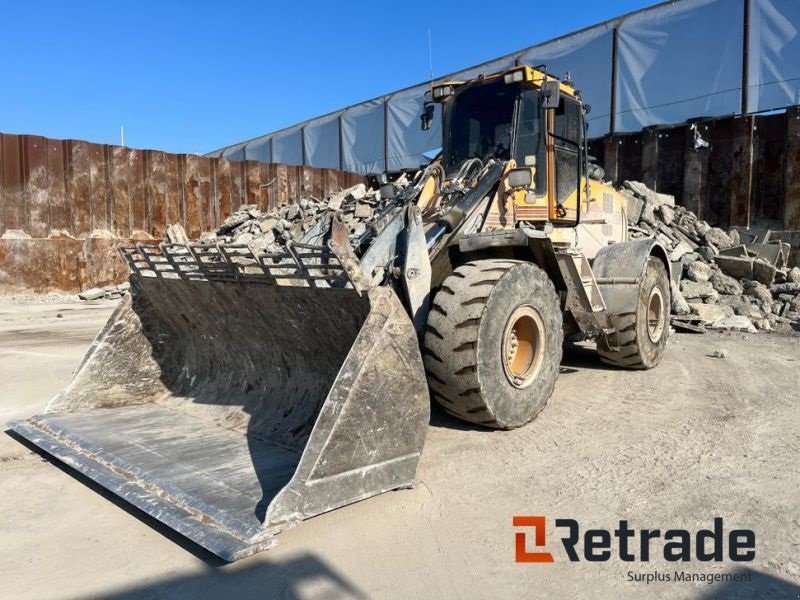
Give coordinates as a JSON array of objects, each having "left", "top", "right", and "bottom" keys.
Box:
[{"left": 591, "top": 238, "right": 671, "bottom": 316}]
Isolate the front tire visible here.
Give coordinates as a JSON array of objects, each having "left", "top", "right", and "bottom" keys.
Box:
[
  {"left": 597, "top": 257, "right": 670, "bottom": 369},
  {"left": 423, "top": 260, "right": 563, "bottom": 429}
]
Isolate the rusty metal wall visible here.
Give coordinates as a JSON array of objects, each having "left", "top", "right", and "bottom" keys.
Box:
[
  {"left": 591, "top": 106, "right": 800, "bottom": 232},
  {"left": 0, "top": 132, "right": 364, "bottom": 294}
]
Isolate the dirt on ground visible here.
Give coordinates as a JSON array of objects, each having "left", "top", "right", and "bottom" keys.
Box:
[{"left": 0, "top": 299, "right": 798, "bottom": 599}]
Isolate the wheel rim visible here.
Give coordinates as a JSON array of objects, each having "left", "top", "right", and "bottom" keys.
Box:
[
  {"left": 502, "top": 305, "right": 545, "bottom": 389},
  {"left": 646, "top": 287, "right": 666, "bottom": 343}
]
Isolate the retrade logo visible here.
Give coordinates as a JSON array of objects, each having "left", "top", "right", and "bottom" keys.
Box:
[
  {"left": 513, "top": 516, "right": 554, "bottom": 563},
  {"left": 513, "top": 517, "right": 755, "bottom": 563}
]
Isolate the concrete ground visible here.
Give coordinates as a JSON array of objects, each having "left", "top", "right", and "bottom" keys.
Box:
[{"left": 0, "top": 299, "right": 798, "bottom": 600}]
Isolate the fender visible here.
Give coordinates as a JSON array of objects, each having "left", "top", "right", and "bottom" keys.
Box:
[{"left": 591, "top": 238, "right": 671, "bottom": 316}]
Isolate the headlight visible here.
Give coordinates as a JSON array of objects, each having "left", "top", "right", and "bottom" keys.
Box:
[
  {"left": 503, "top": 70, "right": 525, "bottom": 84},
  {"left": 433, "top": 85, "right": 454, "bottom": 99}
]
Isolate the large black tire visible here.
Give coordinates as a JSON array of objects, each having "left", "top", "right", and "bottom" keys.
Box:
[
  {"left": 423, "top": 259, "right": 563, "bottom": 429},
  {"left": 597, "top": 257, "right": 670, "bottom": 369}
]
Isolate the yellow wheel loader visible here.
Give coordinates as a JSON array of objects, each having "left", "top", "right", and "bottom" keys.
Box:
[{"left": 9, "top": 65, "right": 672, "bottom": 561}]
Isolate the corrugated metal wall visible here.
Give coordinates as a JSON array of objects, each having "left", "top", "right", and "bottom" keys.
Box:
[
  {"left": 590, "top": 106, "right": 800, "bottom": 231},
  {"left": 0, "top": 133, "right": 364, "bottom": 240},
  {"left": 0, "top": 132, "right": 364, "bottom": 294}
]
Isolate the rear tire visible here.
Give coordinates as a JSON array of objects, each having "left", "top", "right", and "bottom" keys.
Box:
[
  {"left": 597, "top": 257, "right": 670, "bottom": 369},
  {"left": 423, "top": 260, "right": 563, "bottom": 429}
]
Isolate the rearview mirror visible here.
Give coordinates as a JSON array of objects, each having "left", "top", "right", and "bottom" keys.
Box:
[
  {"left": 421, "top": 102, "right": 435, "bottom": 131},
  {"left": 541, "top": 80, "right": 561, "bottom": 109}
]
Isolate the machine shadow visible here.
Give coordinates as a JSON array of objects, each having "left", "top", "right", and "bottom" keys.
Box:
[
  {"left": 560, "top": 341, "right": 619, "bottom": 372},
  {"left": 697, "top": 567, "right": 800, "bottom": 599},
  {"left": 89, "top": 554, "right": 368, "bottom": 600}
]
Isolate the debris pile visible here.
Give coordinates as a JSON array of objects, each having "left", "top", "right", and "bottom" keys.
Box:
[
  {"left": 620, "top": 181, "right": 800, "bottom": 333},
  {"left": 202, "top": 179, "right": 408, "bottom": 253}
]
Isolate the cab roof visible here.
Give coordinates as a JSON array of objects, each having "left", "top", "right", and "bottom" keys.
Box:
[{"left": 432, "top": 65, "right": 580, "bottom": 101}]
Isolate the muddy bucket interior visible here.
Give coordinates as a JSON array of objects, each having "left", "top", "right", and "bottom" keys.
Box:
[{"left": 9, "top": 266, "right": 429, "bottom": 561}]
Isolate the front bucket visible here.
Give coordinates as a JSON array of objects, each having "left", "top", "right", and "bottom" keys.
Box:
[{"left": 8, "top": 255, "right": 430, "bottom": 561}]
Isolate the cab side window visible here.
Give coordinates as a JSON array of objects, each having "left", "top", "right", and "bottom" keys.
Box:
[
  {"left": 553, "top": 98, "right": 582, "bottom": 206},
  {"left": 514, "top": 90, "right": 547, "bottom": 194}
]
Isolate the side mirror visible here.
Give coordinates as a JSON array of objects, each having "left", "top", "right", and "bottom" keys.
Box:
[
  {"left": 541, "top": 80, "right": 561, "bottom": 109},
  {"left": 421, "top": 102, "right": 435, "bottom": 131}
]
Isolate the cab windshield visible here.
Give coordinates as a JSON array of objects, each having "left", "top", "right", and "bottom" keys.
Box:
[{"left": 442, "top": 79, "right": 516, "bottom": 177}]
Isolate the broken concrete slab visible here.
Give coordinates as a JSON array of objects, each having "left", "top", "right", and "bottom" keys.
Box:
[
  {"left": 771, "top": 282, "right": 800, "bottom": 294},
  {"left": 744, "top": 242, "right": 790, "bottom": 269},
  {"left": 709, "top": 315, "right": 757, "bottom": 333},
  {"left": 697, "top": 246, "right": 718, "bottom": 263},
  {"left": 623, "top": 192, "right": 644, "bottom": 224},
  {"left": 752, "top": 260, "right": 777, "bottom": 286},
  {"left": 718, "top": 245, "right": 749, "bottom": 258},
  {"left": 658, "top": 204, "right": 675, "bottom": 226},
  {"left": 686, "top": 261, "right": 713, "bottom": 282},
  {"left": 669, "top": 240, "right": 695, "bottom": 262},
  {"left": 285, "top": 204, "right": 301, "bottom": 220},
  {"left": 688, "top": 303, "right": 730, "bottom": 325},
  {"left": 731, "top": 227, "right": 771, "bottom": 244},
  {"left": 78, "top": 287, "right": 106, "bottom": 301},
  {"left": 165, "top": 224, "right": 189, "bottom": 244},
  {"left": 744, "top": 281, "right": 774, "bottom": 307},
  {"left": 753, "top": 318, "right": 771, "bottom": 331},
  {"left": 705, "top": 227, "right": 734, "bottom": 249},
  {"left": 710, "top": 272, "right": 744, "bottom": 296},
  {"left": 681, "top": 279, "right": 716, "bottom": 300},
  {"left": 671, "top": 281, "right": 691, "bottom": 315},
  {"left": 670, "top": 315, "right": 706, "bottom": 333},
  {"left": 717, "top": 293, "right": 752, "bottom": 316},
  {"left": 715, "top": 255, "right": 754, "bottom": 280},
  {"left": 354, "top": 203, "right": 374, "bottom": 220}
]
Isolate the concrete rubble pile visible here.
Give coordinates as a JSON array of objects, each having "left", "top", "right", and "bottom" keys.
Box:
[
  {"left": 201, "top": 178, "right": 409, "bottom": 253},
  {"left": 79, "top": 179, "right": 411, "bottom": 301},
  {"left": 78, "top": 174, "right": 800, "bottom": 336},
  {"left": 620, "top": 180, "right": 800, "bottom": 333}
]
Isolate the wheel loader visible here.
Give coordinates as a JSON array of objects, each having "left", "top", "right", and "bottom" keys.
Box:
[{"left": 9, "top": 65, "right": 672, "bottom": 561}]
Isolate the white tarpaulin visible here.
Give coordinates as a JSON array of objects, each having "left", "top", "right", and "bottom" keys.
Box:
[
  {"left": 209, "top": 0, "right": 800, "bottom": 173},
  {"left": 341, "top": 99, "right": 386, "bottom": 173},
  {"left": 303, "top": 112, "right": 342, "bottom": 169},
  {"left": 271, "top": 126, "right": 303, "bottom": 166},
  {"left": 519, "top": 25, "right": 614, "bottom": 137},
  {"left": 221, "top": 142, "right": 246, "bottom": 161},
  {"left": 244, "top": 136, "right": 271, "bottom": 163},
  {"left": 748, "top": 0, "right": 800, "bottom": 112},
  {"left": 386, "top": 84, "right": 441, "bottom": 171},
  {"left": 616, "top": 0, "right": 744, "bottom": 132}
]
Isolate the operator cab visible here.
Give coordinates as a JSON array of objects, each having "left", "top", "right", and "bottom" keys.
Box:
[{"left": 424, "top": 66, "right": 588, "bottom": 223}]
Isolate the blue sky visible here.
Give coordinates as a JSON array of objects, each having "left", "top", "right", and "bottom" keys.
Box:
[{"left": 1, "top": 0, "right": 655, "bottom": 154}]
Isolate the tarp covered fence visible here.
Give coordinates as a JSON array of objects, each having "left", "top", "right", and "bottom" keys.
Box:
[{"left": 209, "top": 0, "right": 800, "bottom": 174}]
